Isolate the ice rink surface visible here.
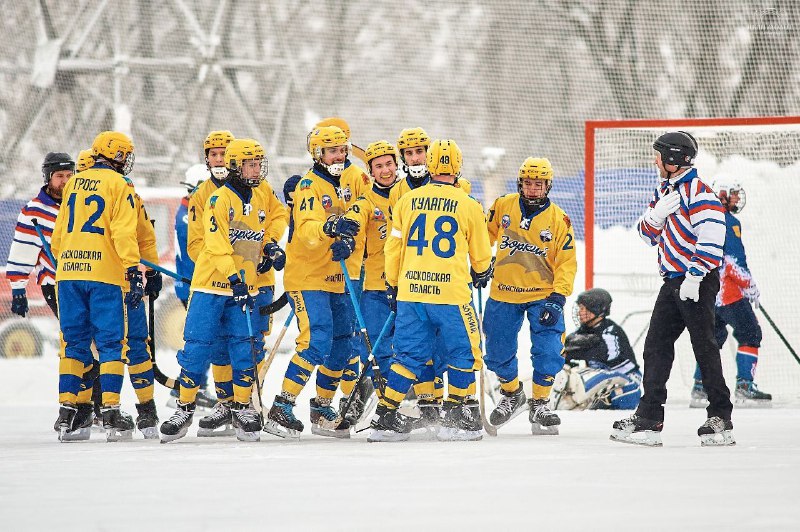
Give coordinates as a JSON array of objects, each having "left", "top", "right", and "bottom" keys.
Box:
[{"left": 1, "top": 358, "right": 799, "bottom": 531}]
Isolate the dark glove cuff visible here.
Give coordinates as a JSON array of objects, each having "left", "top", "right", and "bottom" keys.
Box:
[
  {"left": 228, "top": 274, "right": 242, "bottom": 286},
  {"left": 548, "top": 293, "right": 566, "bottom": 307}
]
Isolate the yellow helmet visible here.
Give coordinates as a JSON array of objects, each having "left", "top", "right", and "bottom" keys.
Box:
[
  {"left": 518, "top": 157, "right": 554, "bottom": 208},
  {"left": 315, "top": 117, "right": 351, "bottom": 140},
  {"left": 204, "top": 130, "right": 235, "bottom": 153},
  {"left": 91, "top": 131, "right": 135, "bottom": 175},
  {"left": 426, "top": 139, "right": 462, "bottom": 177},
  {"left": 76, "top": 149, "right": 94, "bottom": 172},
  {"left": 397, "top": 127, "right": 431, "bottom": 156},
  {"left": 307, "top": 126, "right": 349, "bottom": 176},
  {"left": 365, "top": 140, "right": 398, "bottom": 167},
  {"left": 225, "top": 138, "right": 268, "bottom": 187}
]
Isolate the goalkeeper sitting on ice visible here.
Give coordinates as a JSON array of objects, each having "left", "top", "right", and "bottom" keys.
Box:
[{"left": 552, "top": 288, "right": 642, "bottom": 410}]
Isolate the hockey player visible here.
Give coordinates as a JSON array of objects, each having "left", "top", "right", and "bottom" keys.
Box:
[
  {"left": 263, "top": 125, "right": 358, "bottom": 439},
  {"left": 691, "top": 180, "right": 770, "bottom": 407},
  {"left": 175, "top": 164, "right": 209, "bottom": 308},
  {"left": 483, "top": 158, "right": 577, "bottom": 435},
  {"left": 556, "top": 288, "right": 641, "bottom": 410},
  {"left": 76, "top": 149, "right": 94, "bottom": 173},
  {"left": 7, "top": 152, "right": 73, "bottom": 320},
  {"left": 338, "top": 140, "right": 400, "bottom": 422},
  {"left": 611, "top": 131, "right": 734, "bottom": 447},
  {"left": 51, "top": 131, "right": 141, "bottom": 442},
  {"left": 370, "top": 139, "right": 493, "bottom": 442},
  {"left": 160, "top": 138, "right": 273, "bottom": 443}
]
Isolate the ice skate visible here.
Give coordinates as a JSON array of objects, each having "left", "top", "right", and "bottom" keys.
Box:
[
  {"left": 528, "top": 398, "right": 560, "bottom": 435},
  {"left": 230, "top": 402, "right": 262, "bottom": 442},
  {"left": 135, "top": 399, "right": 159, "bottom": 440},
  {"left": 310, "top": 397, "right": 351, "bottom": 439},
  {"left": 159, "top": 401, "right": 195, "bottom": 443},
  {"left": 354, "top": 392, "right": 380, "bottom": 433},
  {"left": 698, "top": 416, "right": 736, "bottom": 446},
  {"left": 408, "top": 399, "right": 441, "bottom": 439},
  {"left": 489, "top": 384, "right": 528, "bottom": 428},
  {"left": 689, "top": 381, "right": 709, "bottom": 408},
  {"left": 609, "top": 414, "right": 663, "bottom": 446},
  {"left": 54, "top": 405, "right": 77, "bottom": 442},
  {"left": 197, "top": 400, "right": 235, "bottom": 437},
  {"left": 734, "top": 380, "right": 772, "bottom": 408},
  {"left": 101, "top": 406, "right": 135, "bottom": 442},
  {"left": 263, "top": 395, "right": 303, "bottom": 439},
  {"left": 437, "top": 399, "right": 483, "bottom": 442},
  {"left": 367, "top": 404, "right": 412, "bottom": 442},
  {"left": 60, "top": 403, "right": 95, "bottom": 442}
]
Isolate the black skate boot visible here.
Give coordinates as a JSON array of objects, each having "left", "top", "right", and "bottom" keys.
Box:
[
  {"left": 195, "top": 388, "right": 217, "bottom": 411},
  {"left": 264, "top": 394, "right": 303, "bottom": 439},
  {"left": 689, "top": 380, "right": 709, "bottom": 408},
  {"left": 735, "top": 379, "right": 772, "bottom": 408},
  {"left": 101, "top": 406, "right": 135, "bottom": 442},
  {"left": 197, "top": 400, "right": 234, "bottom": 437},
  {"left": 135, "top": 399, "right": 159, "bottom": 440},
  {"left": 340, "top": 377, "right": 374, "bottom": 426},
  {"left": 367, "top": 404, "right": 412, "bottom": 442},
  {"left": 438, "top": 399, "right": 483, "bottom": 441},
  {"left": 310, "top": 397, "right": 351, "bottom": 439},
  {"left": 408, "top": 399, "right": 441, "bottom": 438},
  {"left": 59, "top": 403, "right": 95, "bottom": 442},
  {"left": 54, "top": 404, "right": 77, "bottom": 442},
  {"left": 528, "top": 398, "right": 560, "bottom": 435},
  {"left": 698, "top": 417, "right": 735, "bottom": 446},
  {"left": 489, "top": 384, "right": 528, "bottom": 428},
  {"left": 610, "top": 414, "right": 663, "bottom": 446},
  {"left": 159, "top": 401, "right": 195, "bottom": 443},
  {"left": 230, "top": 402, "right": 262, "bottom": 442}
]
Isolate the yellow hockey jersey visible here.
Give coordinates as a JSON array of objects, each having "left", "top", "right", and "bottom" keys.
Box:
[
  {"left": 254, "top": 180, "right": 289, "bottom": 288},
  {"left": 191, "top": 183, "right": 271, "bottom": 296},
  {"left": 385, "top": 183, "right": 492, "bottom": 305},
  {"left": 340, "top": 160, "right": 371, "bottom": 280},
  {"left": 135, "top": 193, "right": 159, "bottom": 267},
  {"left": 343, "top": 184, "right": 392, "bottom": 291},
  {"left": 388, "top": 175, "right": 472, "bottom": 214},
  {"left": 487, "top": 194, "right": 577, "bottom": 303},
  {"left": 283, "top": 168, "right": 350, "bottom": 293},
  {"left": 51, "top": 166, "right": 140, "bottom": 287}
]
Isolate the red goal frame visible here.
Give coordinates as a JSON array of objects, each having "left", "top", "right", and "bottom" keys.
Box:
[{"left": 583, "top": 116, "right": 800, "bottom": 289}]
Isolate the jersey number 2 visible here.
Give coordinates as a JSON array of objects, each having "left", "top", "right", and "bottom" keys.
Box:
[
  {"left": 66, "top": 193, "right": 106, "bottom": 235},
  {"left": 407, "top": 213, "right": 457, "bottom": 258}
]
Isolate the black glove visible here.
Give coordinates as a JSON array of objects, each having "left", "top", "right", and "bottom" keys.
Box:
[
  {"left": 125, "top": 267, "right": 144, "bottom": 309},
  {"left": 258, "top": 241, "right": 286, "bottom": 274},
  {"left": 144, "top": 270, "right": 162, "bottom": 300},
  {"left": 228, "top": 275, "right": 254, "bottom": 313},
  {"left": 386, "top": 283, "right": 398, "bottom": 313},
  {"left": 539, "top": 293, "right": 566, "bottom": 327},
  {"left": 330, "top": 237, "right": 356, "bottom": 262},
  {"left": 470, "top": 257, "right": 495, "bottom": 289},
  {"left": 11, "top": 288, "right": 28, "bottom": 317},
  {"left": 323, "top": 216, "right": 360, "bottom": 238}
]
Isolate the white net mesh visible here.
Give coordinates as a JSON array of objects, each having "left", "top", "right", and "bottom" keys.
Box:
[{"left": 588, "top": 122, "right": 800, "bottom": 403}]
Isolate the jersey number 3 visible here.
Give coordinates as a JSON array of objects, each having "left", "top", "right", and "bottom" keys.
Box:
[{"left": 407, "top": 213, "right": 457, "bottom": 258}]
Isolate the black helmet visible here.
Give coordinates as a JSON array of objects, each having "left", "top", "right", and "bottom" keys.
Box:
[
  {"left": 653, "top": 131, "right": 697, "bottom": 168},
  {"left": 576, "top": 288, "right": 612, "bottom": 318},
  {"left": 42, "top": 152, "right": 75, "bottom": 183}
]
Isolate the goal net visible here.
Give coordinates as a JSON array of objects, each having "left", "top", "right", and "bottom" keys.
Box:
[{"left": 584, "top": 117, "right": 800, "bottom": 403}]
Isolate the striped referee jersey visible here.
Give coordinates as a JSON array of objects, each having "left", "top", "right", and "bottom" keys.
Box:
[{"left": 6, "top": 187, "right": 59, "bottom": 289}]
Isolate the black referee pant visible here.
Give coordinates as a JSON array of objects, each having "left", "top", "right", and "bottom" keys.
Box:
[{"left": 636, "top": 269, "right": 733, "bottom": 422}]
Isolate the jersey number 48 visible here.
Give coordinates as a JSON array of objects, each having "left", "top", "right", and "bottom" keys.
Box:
[{"left": 407, "top": 213, "right": 458, "bottom": 258}]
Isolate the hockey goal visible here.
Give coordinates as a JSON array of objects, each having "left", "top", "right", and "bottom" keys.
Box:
[{"left": 583, "top": 116, "right": 800, "bottom": 403}]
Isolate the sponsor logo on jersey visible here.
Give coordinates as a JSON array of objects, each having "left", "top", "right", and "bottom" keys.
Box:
[
  {"left": 321, "top": 194, "right": 333, "bottom": 209},
  {"left": 258, "top": 209, "right": 266, "bottom": 224},
  {"left": 499, "top": 235, "right": 547, "bottom": 256},
  {"left": 520, "top": 217, "right": 531, "bottom": 230},
  {"left": 374, "top": 207, "right": 385, "bottom": 221},
  {"left": 299, "top": 178, "right": 313, "bottom": 190},
  {"left": 229, "top": 227, "right": 265, "bottom": 244},
  {"left": 539, "top": 228, "right": 553, "bottom": 242},
  {"left": 243, "top": 203, "right": 252, "bottom": 216},
  {"left": 501, "top": 214, "right": 511, "bottom": 229},
  {"left": 337, "top": 186, "right": 352, "bottom": 202}
]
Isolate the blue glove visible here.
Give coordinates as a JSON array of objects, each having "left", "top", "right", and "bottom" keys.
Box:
[
  {"left": 257, "top": 241, "right": 286, "bottom": 274},
  {"left": 470, "top": 258, "right": 495, "bottom": 289},
  {"left": 385, "top": 283, "right": 398, "bottom": 313},
  {"left": 330, "top": 237, "right": 356, "bottom": 262},
  {"left": 539, "top": 293, "right": 566, "bottom": 327},
  {"left": 11, "top": 288, "right": 28, "bottom": 317},
  {"left": 144, "top": 270, "right": 162, "bottom": 300},
  {"left": 228, "top": 275, "right": 254, "bottom": 313},
  {"left": 323, "top": 216, "right": 360, "bottom": 238},
  {"left": 125, "top": 267, "right": 144, "bottom": 309}
]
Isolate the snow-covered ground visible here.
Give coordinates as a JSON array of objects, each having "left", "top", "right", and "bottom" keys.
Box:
[{"left": 1, "top": 356, "right": 799, "bottom": 531}]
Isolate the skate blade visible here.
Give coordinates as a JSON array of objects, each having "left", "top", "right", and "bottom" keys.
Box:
[
  {"left": 367, "top": 429, "right": 411, "bottom": 442},
  {"left": 106, "top": 429, "right": 134, "bottom": 442},
  {"left": 159, "top": 426, "right": 189, "bottom": 444},
  {"left": 262, "top": 420, "right": 301, "bottom": 440},
  {"left": 689, "top": 399, "right": 709, "bottom": 409},
  {"left": 234, "top": 428, "right": 261, "bottom": 442},
  {"left": 609, "top": 430, "right": 662, "bottom": 447},
  {"left": 734, "top": 398, "right": 772, "bottom": 409},
  {"left": 139, "top": 426, "right": 159, "bottom": 440},
  {"left": 60, "top": 427, "right": 91, "bottom": 442},
  {"left": 436, "top": 427, "right": 482, "bottom": 441},
  {"left": 489, "top": 403, "right": 530, "bottom": 430},
  {"left": 311, "top": 425, "right": 351, "bottom": 439},
  {"left": 700, "top": 431, "right": 736, "bottom": 446},
  {"left": 197, "top": 425, "right": 235, "bottom": 437},
  {"left": 531, "top": 423, "right": 559, "bottom": 436}
]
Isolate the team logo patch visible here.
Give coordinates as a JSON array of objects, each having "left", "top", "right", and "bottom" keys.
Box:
[
  {"left": 337, "top": 186, "right": 352, "bottom": 202},
  {"left": 243, "top": 203, "right": 252, "bottom": 216},
  {"left": 209, "top": 196, "right": 218, "bottom": 209},
  {"left": 519, "top": 217, "right": 531, "bottom": 230},
  {"left": 563, "top": 214, "right": 572, "bottom": 228},
  {"left": 374, "top": 207, "right": 385, "bottom": 221},
  {"left": 539, "top": 229, "right": 553, "bottom": 242},
  {"left": 228, "top": 207, "right": 235, "bottom": 222},
  {"left": 299, "top": 178, "right": 313, "bottom": 190},
  {"left": 258, "top": 209, "right": 266, "bottom": 224},
  {"left": 321, "top": 195, "right": 332, "bottom": 209},
  {"left": 501, "top": 214, "right": 511, "bottom": 229}
]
